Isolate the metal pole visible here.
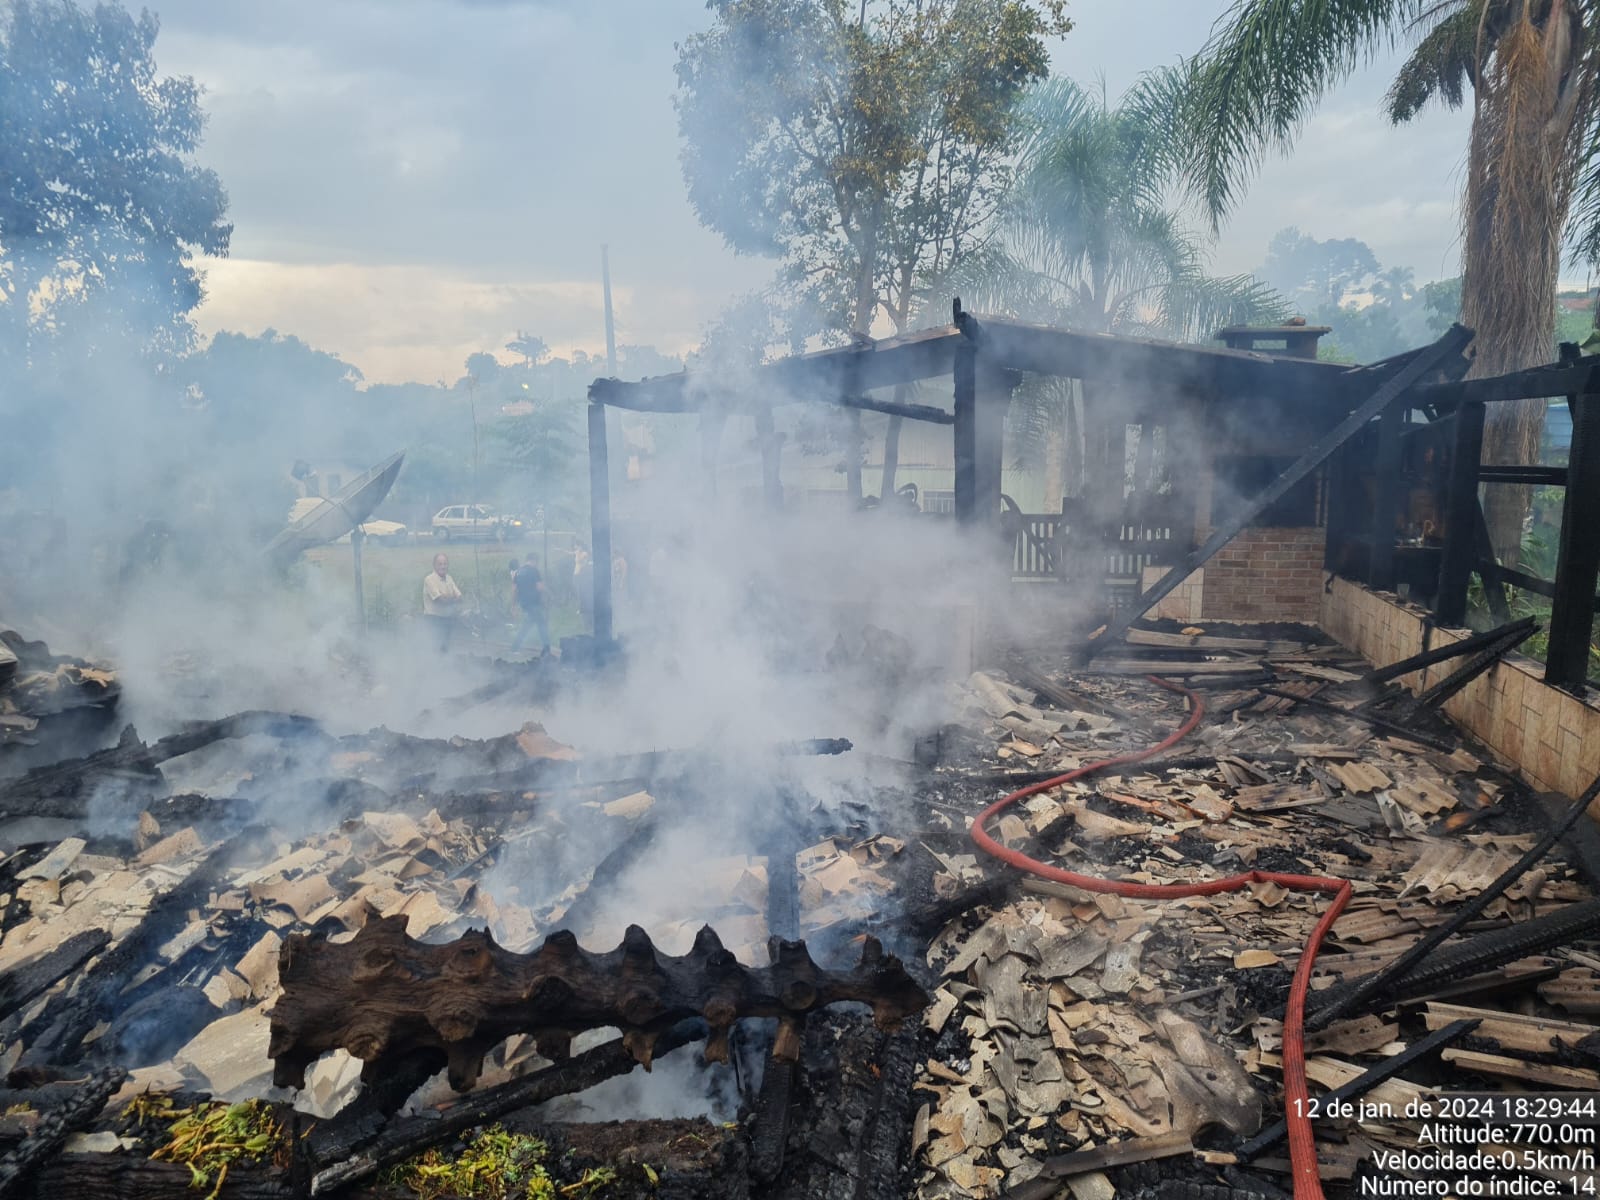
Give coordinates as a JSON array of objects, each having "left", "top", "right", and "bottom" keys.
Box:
[
  {"left": 588, "top": 402, "right": 614, "bottom": 644},
  {"left": 351, "top": 528, "right": 367, "bottom": 633},
  {"left": 601, "top": 245, "right": 618, "bottom": 379}
]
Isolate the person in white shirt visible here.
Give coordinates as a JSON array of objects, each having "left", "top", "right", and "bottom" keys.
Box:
[{"left": 422, "top": 553, "right": 464, "bottom": 652}]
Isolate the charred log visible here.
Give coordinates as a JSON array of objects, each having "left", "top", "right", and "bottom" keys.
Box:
[
  {"left": 269, "top": 915, "right": 929, "bottom": 1094},
  {"left": 305, "top": 1023, "right": 706, "bottom": 1195},
  {"left": 23, "top": 1156, "right": 289, "bottom": 1200},
  {"left": 0, "top": 1067, "right": 124, "bottom": 1200}
]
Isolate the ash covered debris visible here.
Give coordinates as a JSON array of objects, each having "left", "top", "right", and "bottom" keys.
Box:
[{"left": 0, "top": 629, "right": 119, "bottom": 768}]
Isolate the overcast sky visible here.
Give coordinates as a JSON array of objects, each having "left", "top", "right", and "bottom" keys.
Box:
[{"left": 151, "top": 0, "right": 1478, "bottom": 385}]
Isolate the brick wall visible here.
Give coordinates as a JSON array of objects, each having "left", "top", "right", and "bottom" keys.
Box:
[
  {"left": 1200, "top": 527, "right": 1325, "bottom": 621},
  {"left": 1320, "top": 575, "right": 1600, "bottom": 803},
  {"left": 1141, "top": 527, "right": 1326, "bottom": 623}
]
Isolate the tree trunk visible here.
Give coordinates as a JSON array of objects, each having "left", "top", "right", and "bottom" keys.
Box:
[
  {"left": 1042, "top": 405, "right": 1065, "bottom": 514},
  {"left": 1064, "top": 381, "right": 1083, "bottom": 496},
  {"left": 1462, "top": 10, "right": 1583, "bottom": 565},
  {"left": 881, "top": 412, "right": 903, "bottom": 499}
]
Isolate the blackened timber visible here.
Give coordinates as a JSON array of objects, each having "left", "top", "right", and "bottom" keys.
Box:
[
  {"left": 586, "top": 403, "right": 613, "bottom": 644},
  {"left": 1086, "top": 325, "right": 1475, "bottom": 659},
  {"left": 1413, "top": 620, "right": 1537, "bottom": 710},
  {"left": 1364, "top": 616, "right": 1537, "bottom": 684},
  {"left": 953, "top": 340, "right": 977, "bottom": 522},
  {"left": 1471, "top": 499, "right": 1514, "bottom": 624},
  {"left": 307, "top": 1027, "right": 705, "bottom": 1196},
  {"left": 1414, "top": 360, "right": 1600, "bottom": 409},
  {"left": 0, "top": 711, "right": 325, "bottom": 810},
  {"left": 1547, "top": 391, "right": 1600, "bottom": 691},
  {"left": 1440, "top": 406, "right": 1484, "bottom": 630},
  {"left": 1483, "top": 563, "right": 1600, "bottom": 611},
  {"left": 1234, "top": 1020, "right": 1479, "bottom": 1162},
  {"left": 837, "top": 392, "right": 954, "bottom": 424},
  {"left": 1369, "top": 401, "right": 1407, "bottom": 590},
  {"left": 0, "top": 1066, "right": 125, "bottom": 1199},
  {"left": 27, "top": 1156, "right": 291, "bottom": 1200},
  {"left": 0, "top": 931, "right": 109, "bottom": 1024}
]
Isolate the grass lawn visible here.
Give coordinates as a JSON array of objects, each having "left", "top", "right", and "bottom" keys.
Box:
[{"left": 303, "top": 538, "right": 585, "bottom": 641}]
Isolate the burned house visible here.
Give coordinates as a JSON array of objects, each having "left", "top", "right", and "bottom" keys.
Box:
[{"left": 2, "top": 308, "right": 1600, "bottom": 1200}]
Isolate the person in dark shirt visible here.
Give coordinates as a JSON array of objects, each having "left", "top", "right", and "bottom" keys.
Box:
[{"left": 509, "top": 554, "right": 550, "bottom": 655}]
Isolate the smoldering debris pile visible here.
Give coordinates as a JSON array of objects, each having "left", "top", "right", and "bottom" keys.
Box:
[
  {"left": 0, "top": 630, "right": 119, "bottom": 758},
  {"left": 7, "top": 615, "right": 1600, "bottom": 1200},
  {"left": 0, "top": 661, "right": 930, "bottom": 1200}
]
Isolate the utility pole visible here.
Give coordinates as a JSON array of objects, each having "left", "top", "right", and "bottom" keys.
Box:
[{"left": 601, "top": 245, "right": 618, "bottom": 378}]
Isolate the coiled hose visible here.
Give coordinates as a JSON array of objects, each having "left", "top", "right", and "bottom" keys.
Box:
[{"left": 970, "top": 676, "right": 1352, "bottom": 1200}]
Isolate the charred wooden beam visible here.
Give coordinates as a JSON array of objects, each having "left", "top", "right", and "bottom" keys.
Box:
[
  {"left": 24, "top": 1155, "right": 290, "bottom": 1200},
  {"left": 837, "top": 392, "right": 955, "bottom": 425},
  {"left": 268, "top": 916, "right": 928, "bottom": 1094},
  {"left": 0, "top": 931, "right": 109, "bottom": 1024},
  {"left": 1411, "top": 620, "right": 1537, "bottom": 710},
  {"left": 1362, "top": 616, "right": 1537, "bottom": 685},
  {"left": 306, "top": 1023, "right": 705, "bottom": 1195},
  {"left": 1414, "top": 359, "right": 1600, "bottom": 409},
  {"left": 0, "top": 712, "right": 326, "bottom": 816},
  {"left": 0, "top": 1067, "right": 124, "bottom": 1200},
  {"left": 1547, "top": 391, "right": 1600, "bottom": 692}
]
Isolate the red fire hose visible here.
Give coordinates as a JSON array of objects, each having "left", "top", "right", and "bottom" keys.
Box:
[{"left": 969, "top": 675, "right": 1350, "bottom": 1200}]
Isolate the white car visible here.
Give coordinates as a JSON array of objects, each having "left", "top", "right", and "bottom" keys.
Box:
[{"left": 431, "top": 504, "right": 527, "bottom": 542}]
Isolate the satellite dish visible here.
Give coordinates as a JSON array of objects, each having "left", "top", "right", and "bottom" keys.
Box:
[{"left": 265, "top": 451, "right": 405, "bottom": 568}]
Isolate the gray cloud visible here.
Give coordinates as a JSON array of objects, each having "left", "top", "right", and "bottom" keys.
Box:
[{"left": 147, "top": 0, "right": 1476, "bottom": 381}]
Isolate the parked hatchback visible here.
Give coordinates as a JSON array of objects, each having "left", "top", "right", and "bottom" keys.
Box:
[{"left": 431, "top": 504, "right": 527, "bottom": 541}]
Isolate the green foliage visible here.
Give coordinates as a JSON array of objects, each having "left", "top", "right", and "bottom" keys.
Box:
[
  {"left": 1181, "top": 0, "right": 1408, "bottom": 226},
  {"left": 674, "top": 0, "right": 1070, "bottom": 335},
  {"left": 0, "top": 0, "right": 231, "bottom": 362},
  {"left": 135, "top": 1096, "right": 286, "bottom": 1200},
  {"left": 386, "top": 1126, "right": 558, "bottom": 1200},
  {"left": 1422, "top": 276, "right": 1463, "bottom": 335}
]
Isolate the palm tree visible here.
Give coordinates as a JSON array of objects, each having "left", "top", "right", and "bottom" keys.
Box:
[
  {"left": 947, "top": 74, "right": 1287, "bottom": 509},
  {"left": 1180, "top": 0, "right": 1600, "bottom": 563}
]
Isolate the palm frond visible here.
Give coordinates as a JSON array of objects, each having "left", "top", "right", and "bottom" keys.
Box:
[
  {"left": 1385, "top": 0, "right": 1484, "bottom": 120},
  {"left": 1184, "top": 0, "right": 1415, "bottom": 225}
]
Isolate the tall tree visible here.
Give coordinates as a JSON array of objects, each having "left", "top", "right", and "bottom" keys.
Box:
[
  {"left": 674, "top": 0, "right": 1070, "bottom": 498},
  {"left": 1180, "top": 0, "right": 1600, "bottom": 562},
  {"left": 0, "top": 0, "right": 231, "bottom": 363},
  {"left": 955, "top": 74, "right": 1287, "bottom": 510},
  {"left": 1257, "top": 226, "right": 1381, "bottom": 308}
]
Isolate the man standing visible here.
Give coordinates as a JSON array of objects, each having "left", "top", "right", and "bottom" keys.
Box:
[
  {"left": 509, "top": 553, "right": 550, "bottom": 656},
  {"left": 422, "top": 553, "right": 464, "bottom": 652}
]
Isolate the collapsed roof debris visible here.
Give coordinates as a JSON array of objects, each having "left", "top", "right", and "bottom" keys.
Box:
[
  {"left": 0, "top": 631, "right": 119, "bottom": 765},
  {"left": 2, "top": 611, "right": 1600, "bottom": 1200}
]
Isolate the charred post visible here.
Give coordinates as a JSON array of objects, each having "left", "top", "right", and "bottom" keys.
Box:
[{"left": 1546, "top": 390, "right": 1600, "bottom": 691}]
